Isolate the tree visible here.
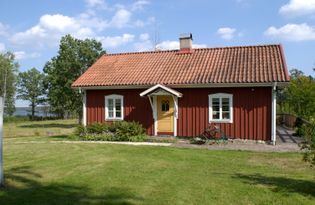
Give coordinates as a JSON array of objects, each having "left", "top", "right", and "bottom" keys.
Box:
[
  {"left": 0, "top": 52, "right": 18, "bottom": 187},
  {"left": 43, "top": 35, "right": 105, "bottom": 121},
  {"left": 17, "top": 68, "right": 45, "bottom": 119},
  {"left": 284, "top": 69, "right": 315, "bottom": 120},
  {"left": 0, "top": 52, "right": 19, "bottom": 116}
]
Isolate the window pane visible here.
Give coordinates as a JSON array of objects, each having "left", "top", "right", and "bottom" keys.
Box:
[
  {"left": 107, "top": 99, "right": 114, "bottom": 118},
  {"left": 116, "top": 111, "right": 121, "bottom": 118},
  {"left": 108, "top": 111, "right": 114, "bottom": 118},
  {"left": 213, "top": 111, "right": 220, "bottom": 119},
  {"left": 222, "top": 112, "right": 230, "bottom": 119},
  {"left": 222, "top": 98, "right": 230, "bottom": 112},
  {"left": 108, "top": 99, "right": 114, "bottom": 110},
  {"left": 115, "top": 99, "right": 122, "bottom": 118},
  {"left": 212, "top": 98, "right": 220, "bottom": 111},
  {"left": 115, "top": 99, "right": 121, "bottom": 111}
]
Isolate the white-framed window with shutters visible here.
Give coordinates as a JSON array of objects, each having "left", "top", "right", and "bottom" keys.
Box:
[
  {"left": 208, "top": 93, "right": 233, "bottom": 123},
  {"left": 105, "top": 94, "right": 124, "bottom": 120}
]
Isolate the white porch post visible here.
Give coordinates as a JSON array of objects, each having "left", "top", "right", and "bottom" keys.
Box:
[
  {"left": 171, "top": 95, "right": 178, "bottom": 136},
  {"left": 152, "top": 96, "right": 157, "bottom": 136},
  {"left": 271, "top": 84, "right": 277, "bottom": 145},
  {"left": 82, "top": 89, "right": 87, "bottom": 126}
]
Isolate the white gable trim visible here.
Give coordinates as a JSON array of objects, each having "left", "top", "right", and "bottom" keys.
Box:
[{"left": 140, "top": 84, "right": 183, "bottom": 97}]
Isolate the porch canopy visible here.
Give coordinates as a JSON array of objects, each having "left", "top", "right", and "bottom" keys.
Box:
[{"left": 140, "top": 84, "right": 182, "bottom": 119}]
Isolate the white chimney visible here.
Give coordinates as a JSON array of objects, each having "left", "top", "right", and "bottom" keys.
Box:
[{"left": 179, "top": 33, "right": 193, "bottom": 53}]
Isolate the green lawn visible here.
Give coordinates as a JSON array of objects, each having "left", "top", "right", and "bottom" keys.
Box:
[
  {"left": 1, "top": 120, "right": 315, "bottom": 204},
  {"left": 3, "top": 119, "right": 77, "bottom": 138}
]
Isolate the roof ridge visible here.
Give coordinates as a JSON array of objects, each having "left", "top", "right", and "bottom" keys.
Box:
[{"left": 103, "top": 44, "right": 281, "bottom": 56}]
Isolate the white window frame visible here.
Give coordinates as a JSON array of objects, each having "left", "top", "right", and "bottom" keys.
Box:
[
  {"left": 208, "top": 93, "right": 233, "bottom": 123},
  {"left": 105, "top": 94, "right": 124, "bottom": 121}
]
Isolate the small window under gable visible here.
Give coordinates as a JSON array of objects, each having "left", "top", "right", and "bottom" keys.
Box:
[
  {"left": 105, "top": 94, "right": 124, "bottom": 120},
  {"left": 208, "top": 93, "right": 233, "bottom": 123}
]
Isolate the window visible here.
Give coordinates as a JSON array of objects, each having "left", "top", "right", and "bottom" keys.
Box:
[
  {"left": 105, "top": 95, "right": 124, "bottom": 120},
  {"left": 161, "top": 100, "right": 169, "bottom": 112},
  {"left": 208, "top": 93, "right": 233, "bottom": 123}
]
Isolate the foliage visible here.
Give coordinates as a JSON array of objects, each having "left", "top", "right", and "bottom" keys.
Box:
[
  {"left": 17, "top": 68, "right": 46, "bottom": 119},
  {"left": 43, "top": 35, "right": 105, "bottom": 119},
  {"left": 278, "top": 69, "right": 315, "bottom": 120},
  {"left": 74, "top": 121, "right": 146, "bottom": 142},
  {"left": 0, "top": 52, "right": 19, "bottom": 115},
  {"left": 301, "top": 120, "right": 315, "bottom": 166},
  {"left": 109, "top": 121, "right": 145, "bottom": 141}
]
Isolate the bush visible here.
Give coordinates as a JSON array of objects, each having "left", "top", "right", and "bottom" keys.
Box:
[
  {"left": 73, "top": 121, "right": 146, "bottom": 142},
  {"left": 301, "top": 121, "right": 315, "bottom": 166},
  {"left": 86, "top": 123, "right": 109, "bottom": 134},
  {"left": 110, "top": 121, "right": 145, "bottom": 141}
]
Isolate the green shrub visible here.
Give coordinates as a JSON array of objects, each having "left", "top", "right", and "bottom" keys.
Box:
[
  {"left": 74, "top": 125, "right": 86, "bottom": 136},
  {"left": 73, "top": 121, "right": 146, "bottom": 142},
  {"left": 83, "top": 132, "right": 115, "bottom": 141},
  {"left": 86, "top": 123, "right": 109, "bottom": 134},
  {"left": 110, "top": 121, "right": 145, "bottom": 141},
  {"left": 127, "top": 135, "right": 146, "bottom": 142},
  {"left": 301, "top": 121, "right": 315, "bottom": 166}
]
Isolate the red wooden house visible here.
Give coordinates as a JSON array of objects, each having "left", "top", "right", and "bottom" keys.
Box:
[{"left": 72, "top": 34, "right": 289, "bottom": 144}]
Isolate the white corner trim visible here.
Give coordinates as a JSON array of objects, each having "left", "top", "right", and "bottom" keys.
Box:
[
  {"left": 271, "top": 84, "right": 277, "bottom": 145},
  {"left": 208, "top": 93, "right": 233, "bottom": 123},
  {"left": 104, "top": 94, "right": 124, "bottom": 121},
  {"left": 140, "top": 84, "right": 183, "bottom": 97},
  {"left": 82, "top": 90, "right": 87, "bottom": 126}
]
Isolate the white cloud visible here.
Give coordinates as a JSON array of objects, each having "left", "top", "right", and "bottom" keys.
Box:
[
  {"left": 97, "top": 33, "right": 135, "bottom": 48},
  {"left": 10, "top": 14, "right": 95, "bottom": 48},
  {"left": 139, "top": 33, "right": 149, "bottom": 41},
  {"left": 217, "top": 27, "right": 237, "bottom": 40},
  {"left": 7, "top": 1, "right": 154, "bottom": 51},
  {"left": 85, "top": 0, "right": 106, "bottom": 8},
  {"left": 14, "top": 51, "right": 41, "bottom": 60},
  {"left": 131, "top": 0, "right": 150, "bottom": 11},
  {"left": 134, "top": 33, "right": 152, "bottom": 51},
  {"left": 156, "top": 40, "right": 207, "bottom": 50},
  {"left": 109, "top": 9, "right": 132, "bottom": 28},
  {"left": 265, "top": 23, "right": 315, "bottom": 41},
  {"left": 280, "top": 0, "right": 315, "bottom": 16},
  {"left": 0, "top": 43, "right": 5, "bottom": 52}
]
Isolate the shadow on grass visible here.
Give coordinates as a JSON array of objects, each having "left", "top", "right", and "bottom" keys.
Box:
[
  {"left": 19, "top": 123, "right": 77, "bottom": 129},
  {"left": 0, "top": 166, "right": 142, "bottom": 204},
  {"left": 234, "top": 173, "right": 315, "bottom": 197}
]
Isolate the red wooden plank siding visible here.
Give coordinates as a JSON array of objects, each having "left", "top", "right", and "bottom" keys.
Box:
[
  {"left": 86, "top": 87, "right": 272, "bottom": 141},
  {"left": 86, "top": 89, "right": 154, "bottom": 135}
]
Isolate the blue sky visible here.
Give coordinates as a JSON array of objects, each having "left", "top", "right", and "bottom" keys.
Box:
[{"left": 1, "top": 0, "right": 315, "bottom": 106}]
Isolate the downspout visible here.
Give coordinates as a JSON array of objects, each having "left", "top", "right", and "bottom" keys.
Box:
[{"left": 271, "top": 82, "right": 277, "bottom": 145}]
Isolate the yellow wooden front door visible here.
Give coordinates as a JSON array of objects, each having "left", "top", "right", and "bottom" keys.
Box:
[{"left": 157, "top": 96, "right": 174, "bottom": 133}]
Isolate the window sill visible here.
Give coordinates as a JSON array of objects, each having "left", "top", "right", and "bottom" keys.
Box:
[
  {"left": 105, "top": 118, "right": 124, "bottom": 121},
  {"left": 209, "top": 120, "right": 233, "bottom": 123}
]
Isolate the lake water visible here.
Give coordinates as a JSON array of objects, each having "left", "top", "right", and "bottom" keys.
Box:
[{"left": 12, "top": 107, "right": 55, "bottom": 117}]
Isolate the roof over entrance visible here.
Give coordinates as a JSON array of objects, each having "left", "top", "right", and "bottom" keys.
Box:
[
  {"left": 140, "top": 84, "right": 183, "bottom": 97},
  {"left": 72, "top": 44, "right": 290, "bottom": 88}
]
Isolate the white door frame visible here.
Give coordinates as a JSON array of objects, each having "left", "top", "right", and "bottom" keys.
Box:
[{"left": 149, "top": 94, "right": 178, "bottom": 136}]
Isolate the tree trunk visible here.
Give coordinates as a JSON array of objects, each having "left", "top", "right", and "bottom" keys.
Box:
[{"left": 31, "top": 103, "right": 35, "bottom": 120}]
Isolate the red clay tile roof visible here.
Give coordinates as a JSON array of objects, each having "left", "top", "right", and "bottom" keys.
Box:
[{"left": 72, "top": 44, "right": 289, "bottom": 87}]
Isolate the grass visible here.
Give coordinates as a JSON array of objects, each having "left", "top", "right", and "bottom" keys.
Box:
[
  {"left": 3, "top": 119, "right": 77, "bottom": 138},
  {"left": 1, "top": 120, "right": 315, "bottom": 204}
]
